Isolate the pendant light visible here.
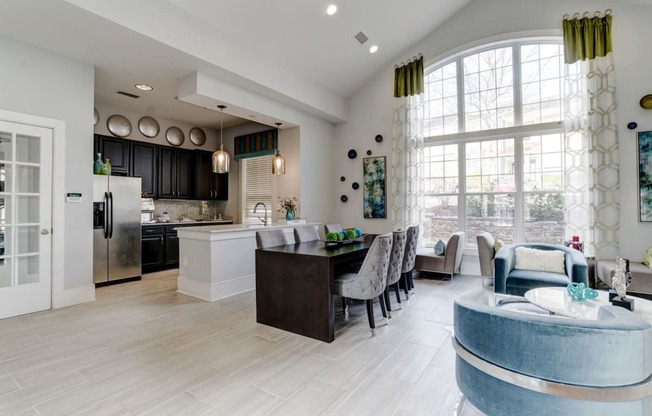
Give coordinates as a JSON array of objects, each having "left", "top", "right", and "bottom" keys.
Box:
[
  {"left": 212, "top": 105, "right": 230, "bottom": 173},
  {"left": 272, "top": 122, "right": 285, "bottom": 175}
]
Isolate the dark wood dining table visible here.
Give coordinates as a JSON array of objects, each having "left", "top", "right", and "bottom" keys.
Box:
[{"left": 255, "top": 234, "right": 376, "bottom": 342}]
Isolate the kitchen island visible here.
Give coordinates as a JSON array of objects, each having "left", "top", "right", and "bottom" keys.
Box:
[{"left": 176, "top": 222, "right": 316, "bottom": 301}]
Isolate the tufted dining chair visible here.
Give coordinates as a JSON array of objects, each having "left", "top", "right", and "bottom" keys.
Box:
[
  {"left": 400, "top": 225, "right": 420, "bottom": 299},
  {"left": 294, "top": 225, "right": 320, "bottom": 243},
  {"left": 384, "top": 230, "right": 407, "bottom": 317},
  {"left": 333, "top": 233, "right": 393, "bottom": 334},
  {"left": 324, "top": 224, "right": 343, "bottom": 234},
  {"left": 255, "top": 229, "right": 289, "bottom": 249}
]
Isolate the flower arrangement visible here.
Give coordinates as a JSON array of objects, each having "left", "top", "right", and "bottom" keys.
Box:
[{"left": 278, "top": 196, "right": 298, "bottom": 214}]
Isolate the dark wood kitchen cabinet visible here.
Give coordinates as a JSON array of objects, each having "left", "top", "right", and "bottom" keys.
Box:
[
  {"left": 130, "top": 141, "right": 157, "bottom": 197},
  {"left": 158, "top": 147, "right": 192, "bottom": 199},
  {"left": 141, "top": 226, "right": 165, "bottom": 272},
  {"left": 94, "top": 134, "right": 130, "bottom": 175},
  {"left": 164, "top": 225, "right": 180, "bottom": 267},
  {"left": 193, "top": 150, "right": 228, "bottom": 200}
]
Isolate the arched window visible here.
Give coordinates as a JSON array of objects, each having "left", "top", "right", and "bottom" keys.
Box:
[{"left": 422, "top": 39, "right": 567, "bottom": 247}]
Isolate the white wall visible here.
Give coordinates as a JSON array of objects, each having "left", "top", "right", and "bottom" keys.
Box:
[
  {"left": 0, "top": 36, "right": 95, "bottom": 296},
  {"left": 335, "top": 0, "right": 652, "bottom": 266}
]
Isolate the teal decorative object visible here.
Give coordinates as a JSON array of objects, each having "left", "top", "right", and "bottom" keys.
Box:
[
  {"left": 353, "top": 228, "right": 363, "bottom": 238},
  {"left": 566, "top": 283, "right": 598, "bottom": 301},
  {"left": 100, "top": 158, "right": 111, "bottom": 175},
  {"left": 93, "top": 153, "right": 103, "bottom": 174},
  {"left": 434, "top": 240, "right": 446, "bottom": 255},
  {"left": 285, "top": 210, "right": 294, "bottom": 221}
]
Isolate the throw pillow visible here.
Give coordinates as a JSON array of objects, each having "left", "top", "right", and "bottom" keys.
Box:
[
  {"left": 515, "top": 247, "right": 565, "bottom": 274},
  {"left": 434, "top": 240, "right": 446, "bottom": 256},
  {"left": 494, "top": 239, "right": 505, "bottom": 253},
  {"left": 642, "top": 247, "right": 652, "bottom": 269}
]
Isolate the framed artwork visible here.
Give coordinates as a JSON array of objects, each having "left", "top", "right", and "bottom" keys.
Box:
[
  {"left": 639, "top": 131, "right": 652, "bottom": 221},
  {"left": 363, "top": 156, "right": 386, "bottom": 218}
]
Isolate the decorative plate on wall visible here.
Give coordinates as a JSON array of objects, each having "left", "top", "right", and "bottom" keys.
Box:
[
  {"left": 189, "top": 127, "right": 206, "bottom": 146},
  {"left": 340, "top": 195, "right": 348, "bottom": 202},
  {"left": 375, "top": 134, "right": 383, "bottom": 143},
  {"left": 93, "top": 108, "right": 99, "bottom": 126},
  {"left": 107, "top": 114, "right": 131, "bottom": 137},
  {"left": 340, "top": 176, "right": 346, "bottom": 182},
  {"left": 138, "top": 116, "right": 160, "bottom": 138},
  {"left": 640, "top": 94, "right": 652, "bottom": 110},
  {"left": 348, "top": 149, "right": 357, "bottom": 159},
  {"left": 352, "top": 182, "right": 359, "bottom": 190},
  {"left": 366, "top": 150, "right": 372, "bottom": 155},
  {"left": 166, "top": 126, "right": 185, "bottom": 146}
]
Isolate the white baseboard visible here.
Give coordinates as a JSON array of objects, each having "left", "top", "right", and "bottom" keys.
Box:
[
  {"left": 53, "top": 284, "right": 95, "bottom": 309},
  {"left": 177, "top": 275, "right": 255, "bottom": 302}
]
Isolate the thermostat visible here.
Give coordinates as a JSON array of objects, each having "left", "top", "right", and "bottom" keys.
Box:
[{"left": 66, "top": 193, "right": 82, "bottom": 202}]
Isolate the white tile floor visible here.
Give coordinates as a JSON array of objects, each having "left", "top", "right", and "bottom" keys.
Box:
[{"left": 0, "top": 270, "right": 486, "bottom": 415}]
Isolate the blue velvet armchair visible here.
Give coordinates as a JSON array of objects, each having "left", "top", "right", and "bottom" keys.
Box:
[{"left": 494, "top": 243, "right": 588, "bottom": 296}]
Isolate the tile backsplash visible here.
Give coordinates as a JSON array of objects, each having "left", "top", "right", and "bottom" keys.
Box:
[{"left": 152, "top": 200, "right": 228, "bottom": 222}]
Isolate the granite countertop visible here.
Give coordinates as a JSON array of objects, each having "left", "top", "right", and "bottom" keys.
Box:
[{"left": 142, "top": 220, "right": 233, "bottom": 226}]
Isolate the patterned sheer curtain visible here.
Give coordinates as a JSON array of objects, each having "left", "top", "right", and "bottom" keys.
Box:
[
  {"left": 391, "top": 55, "right": 425, "bottom": 231},
  {"left": 563, "top": 12, "right": 619, "bottom": 260}
]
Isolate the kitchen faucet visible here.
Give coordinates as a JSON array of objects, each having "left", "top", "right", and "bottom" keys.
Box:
[{"left": 253, "top": 202, "right": 268, "bottom": 226}]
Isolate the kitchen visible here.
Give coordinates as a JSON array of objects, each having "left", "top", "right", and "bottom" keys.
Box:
[{"left": 91, "top": 100, "right": 303, "bottom": 286}]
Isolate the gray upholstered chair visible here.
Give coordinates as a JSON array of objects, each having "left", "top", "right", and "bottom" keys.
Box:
[
  {"left": 414, "top": 231, "right": 465, "bottom": 280},
  {"left": 384, "top": 230, "right": 407, "bottom": 316},
  {"left": 255, "top": 229, "right": 288, "bottom": 249},
  {"left": 324, "top": 224, "right": 343, "bottom": 234},
  {"left": 494, "top": 243, "right": 588, "bottom": 296},
  {"left": 453, "top": 289, "right": 652, "bottom": 416},
  {"left": 476, "top": 232, "right": 495, "bottom": 286},
  {"left": 293, "top": 225, "right": 320, "bottom": 243},
  {"left": 334, "top": 233, "right": 392, "bottom": 334},
  {"left": 400, "top": 225, "right": 420, "bottom": 299}
]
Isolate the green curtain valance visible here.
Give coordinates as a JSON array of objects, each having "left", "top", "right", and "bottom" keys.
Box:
[
  {"left": 393, "top": 55, "right": 424, "bottom": 98},
  {"left": 563, "top": 14, "right": 612, "bottom": 64},
  {"left": 234, "top": 129, "right": 278, "bottom": 160}
]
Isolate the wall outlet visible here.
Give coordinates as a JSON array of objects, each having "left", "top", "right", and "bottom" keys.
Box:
[{"left": 182, "top": 256, "right": 188, "bottom": 266}]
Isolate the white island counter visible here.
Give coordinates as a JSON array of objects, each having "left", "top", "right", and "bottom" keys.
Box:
[{"left": 176, "top": 222, "right": 317, "bottom": 301}]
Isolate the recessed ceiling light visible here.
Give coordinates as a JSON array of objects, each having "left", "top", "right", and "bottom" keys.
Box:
[
  {"left": 369, "top": 45, "right": 378, "bottom": 54},
  {"left": 135, "top": 84, "right": 153, "bottom": 91},
  {"left": 326, "top": 4, "right": 337, "bottom": 15}
]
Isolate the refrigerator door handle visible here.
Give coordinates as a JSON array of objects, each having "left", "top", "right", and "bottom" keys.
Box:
[
  {"left": 104, "top": 191, "right": 110, "bottom": 239},
  {"left": 108, "top": 191, "right": 114, "bottom": 239}
]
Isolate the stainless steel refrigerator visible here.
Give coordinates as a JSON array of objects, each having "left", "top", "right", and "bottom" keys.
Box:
[{"left": 93, "top": 175, "right": 142, "bottom": 285}]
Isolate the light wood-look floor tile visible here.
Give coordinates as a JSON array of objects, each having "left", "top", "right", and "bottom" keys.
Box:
[{"left": 0, "top": 271, "right": 485, "bottom": 416}]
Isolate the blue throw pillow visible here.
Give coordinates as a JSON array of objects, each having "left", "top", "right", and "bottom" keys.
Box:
[{"left": 434, "top": 240, "right": 446, "bottom": 256}]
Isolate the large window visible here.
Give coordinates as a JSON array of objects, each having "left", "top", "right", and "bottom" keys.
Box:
[
  {"left": 423, "top": 40, "right": 566, "bottom": 247},
  {"left": 240, "top": 155, "right": 275, "bottom": 223}
]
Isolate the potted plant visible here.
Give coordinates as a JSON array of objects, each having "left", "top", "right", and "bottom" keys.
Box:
[{"left": 278, "top": 196, "right": 298, "bottom": 221}]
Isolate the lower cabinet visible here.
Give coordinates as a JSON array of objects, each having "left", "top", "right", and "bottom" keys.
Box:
[{"left": 142, "top": 222, "right": 232, "bottom": 274}]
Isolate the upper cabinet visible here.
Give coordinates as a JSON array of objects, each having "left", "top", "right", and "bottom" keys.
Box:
[
  {"left": 158, "top": 147, "right": 192, "bottom": 199},
  {"left": 94, "top": 134, "right": 129, "bottom": 175},
  {"left": 194, "top": 150, "right": 229, "bottom": 201},
  {"left": 94, "top": 134, "right": 226, "bottom": 201},
  {"left": 130, "top": 141, "right": 157, "bottom": 198}
]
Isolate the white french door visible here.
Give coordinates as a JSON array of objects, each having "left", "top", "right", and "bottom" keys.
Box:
[{"left": 0, "top": 120, "right": 53, "bottom": 319}]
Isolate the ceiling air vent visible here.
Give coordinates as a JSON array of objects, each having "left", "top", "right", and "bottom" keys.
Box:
[
  {"left": 354, "top": 31, "right": 368, "bottom": 45},
  {"left": 117, "top": 91, "right": 140, "bottom": 99}
]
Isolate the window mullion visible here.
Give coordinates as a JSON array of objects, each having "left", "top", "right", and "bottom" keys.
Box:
[
  {"left": 458, "top": 142, "right": 466, "bottom": 244},
  {"left": 513, "top": 137, "right": 524, "bottom": 242},
  {"left": 457, "top": 56, "right": 465, "bottom": 133},
  {"left": 513, "top": 44, "right": 523, "bottom": 126}
]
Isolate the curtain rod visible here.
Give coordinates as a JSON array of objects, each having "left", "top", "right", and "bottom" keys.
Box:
[
  {"left": 394, "top": 53, "right": 423, "bottom": 69},
  {"left": 563, "top": 9, "right": 611, "bottom": 20}
]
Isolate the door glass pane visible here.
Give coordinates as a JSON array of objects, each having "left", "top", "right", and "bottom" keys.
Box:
[
  {"left": 16, "top": 134, "right": 40, "bottom": 164},
  {"left": 17, "top": 196, "right": 38, "bottom": 223},
  {"left": 17, "top": 255, "right": 38, "bottom": 285},
  {"left": 0, "top": 258, "right": 12, "bottom": 288},
  {"left": 16, "top": 166, "right": 39, "bottom": 193},
  {"left": 0, "top": 197, "right": 11, "bottom": 225},
  {"left": 0, "top": 163, "right": 11, "bottom": 193},
  {"left": 16, "top": 226, "right": 38, "bottom": 254},
  {"left": 0, "top": 227, "right": 10, "bottom": 256},
  {"left": 0, "top": 132, "right": 12, "bottom": 161}
]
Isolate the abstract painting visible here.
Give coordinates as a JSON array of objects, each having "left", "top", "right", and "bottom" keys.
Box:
[
  {"left": 363, "top": 156, "right": 386, "bottom": 218},
  {"left": 639, "top": 131, "right": 652, "bottom": 221}
]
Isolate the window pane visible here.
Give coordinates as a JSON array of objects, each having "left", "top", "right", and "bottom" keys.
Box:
[
  {"left": 464, "top": 73, "right": 480, "bottom": 94},
  {"left": 524, "top": 192, "right": 565, "bottom": 243},
  {"left": 424, "top": 195, "right": 459, "bottom": 246},
  {"left": 466, "top": 194, "right": 515, "bottom": 245}
]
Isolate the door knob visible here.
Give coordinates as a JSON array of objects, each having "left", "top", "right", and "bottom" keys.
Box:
[{"left": 41, "top": 229, "right": 50, "bottom": 235}]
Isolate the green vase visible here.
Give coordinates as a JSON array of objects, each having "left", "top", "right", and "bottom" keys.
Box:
[
  {"left": 101, "top": 158, "right": 111, "bottom": 175},
  {"left": 93, "top": 153, "right": 103, "bottom": 174},
  {"left": 285, "top": 210, "right": 295, "bottom": 221}
]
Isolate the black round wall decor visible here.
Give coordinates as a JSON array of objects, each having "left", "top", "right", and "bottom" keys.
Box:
[
  {"left": 348, "top": 149, "right": 357, "bottom": 159},
  {"left": 366, "top": 150, "right": 372, "bottom": 155},
  {"left": 375, "top": 134, "right": 383, "bottom": 143},
  {"left": 628, "top": 122, "right": 638, "bottom": 130},
  {"left": 352, "top": 182, "right": 359, "bottom": 190},
  {"left": 340, "top": 176, "right": 346, "bottom": 182},
  {"left": 340, "top": 195, "right": 348, "bottom": 202}
]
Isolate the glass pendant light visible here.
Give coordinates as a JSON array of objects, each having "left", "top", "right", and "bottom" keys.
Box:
[
  {"left": 272, "top": 122, "right": 285, "bottom": 175},
  {"left": 212, "top": 105, "right": 230, "bottom": 173}
]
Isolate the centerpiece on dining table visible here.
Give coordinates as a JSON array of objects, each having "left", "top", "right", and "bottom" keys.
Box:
[{"left": 324, "top": 228, "right": 364, "bottom": 246}]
